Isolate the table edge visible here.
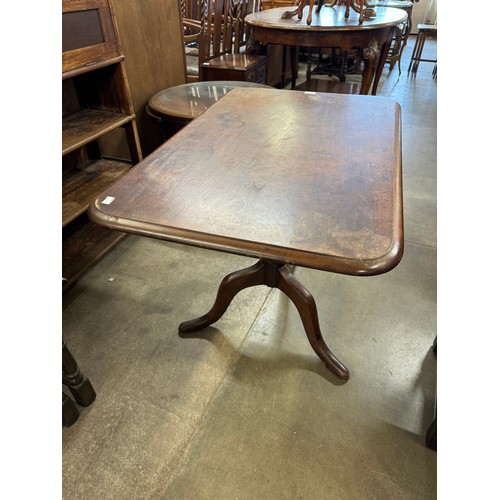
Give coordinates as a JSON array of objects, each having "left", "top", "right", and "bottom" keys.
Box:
[
  {"left": 245, "top": 6, "right": 408, "bottom": 31},
  {"left": 88, "top": 199, "right": 404, "bottom": 277}
]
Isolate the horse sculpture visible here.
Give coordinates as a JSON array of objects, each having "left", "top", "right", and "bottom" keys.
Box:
[{"left": 282, "top": 0, "right": 377, "bottom": 26}]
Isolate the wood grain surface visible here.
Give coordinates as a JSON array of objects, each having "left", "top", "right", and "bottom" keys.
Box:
[{"left": 90, "top": 88, "right": 403, "bottom": 276}]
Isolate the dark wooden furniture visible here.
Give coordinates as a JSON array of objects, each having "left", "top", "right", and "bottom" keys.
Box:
[
  {"left": 62, "top": 0, "right": 143, "bottom": 290},
  {"left": 246, "top": 5, "right": 407, "bottom": 94},
  {"left": 182, "top": 17, "right": 204, "bottom": 83},
  {"left": 407, "top": 23, "right": 437, "bottom": 76},
  {"left": 202, "top": 54, "right": 267, "bottom": 83},
  {"left": 62, "top": 339, "right": 96, "bottom": 427},
  {"left": 109, "top": 0, "right": 187, "bottom": 156},
  {"left": 181, "top": 0, "right": 294, "bottom": 88},
  {"left": 182, "top": 0, "right": 268, "bottom": 83},
  {"left": 368, "top": 0, "right": 414, "bottom": 74},
  {"left": 180, "top": 0, "right": 204, "bottom": 83},
  {"left": 146, "top": 81, "right": 270, "bottom": 140},
  {"left": 260, "top": 0, "right": 299, "bottom": 89},
  {"left": 89, "top": 88, "right": 403, "bottom": 381},
  {"left": 426, "top": 336, "right": 437, "bottom": 450}
]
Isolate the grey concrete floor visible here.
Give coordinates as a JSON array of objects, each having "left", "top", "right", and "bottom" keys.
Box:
[{"left": 63, "top": 35, "right": 437, "bottom": 499}]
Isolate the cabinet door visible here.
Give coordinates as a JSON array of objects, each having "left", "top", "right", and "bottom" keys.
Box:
[{"left": 63, "top": 0, "right": 120, "bottom": 73}]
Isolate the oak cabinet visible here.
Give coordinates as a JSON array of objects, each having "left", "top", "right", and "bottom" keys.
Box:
[{"left": 62, "top": 0, "right": 142, "bottom": 289}]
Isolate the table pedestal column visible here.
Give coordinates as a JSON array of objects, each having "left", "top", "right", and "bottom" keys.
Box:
[{"left": 179, "top": 259, "right": 350, "bottom": 380}]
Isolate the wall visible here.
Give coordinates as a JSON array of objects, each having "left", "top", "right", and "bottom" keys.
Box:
[
  {"left": 111, "top": 0, "right": 187, "bottom": 155},
  {"left": 410, "top": 0, "right": 437, "bottom": 33}
]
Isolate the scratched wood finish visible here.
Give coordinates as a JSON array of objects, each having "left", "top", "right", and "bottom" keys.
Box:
[{"left": 89, "top": 88, "right": 403, "bottom": 276}]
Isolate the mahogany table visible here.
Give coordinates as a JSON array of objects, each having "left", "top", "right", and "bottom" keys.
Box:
[
  {"left": 147, "top": 81, "right": 269, "bottom": 139},
  {"left": 89, "top": 88, "right": 404, "bottom": 380},
  {"left": 246, "top": 5, "right": 407, "bottom": 94}
]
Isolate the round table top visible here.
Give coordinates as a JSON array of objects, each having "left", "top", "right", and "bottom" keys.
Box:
[
  {"left": 148, "top": 81, "right": 270, "bottom": 122},
  {"left": 245, "top": 5, "right": 407, "bottom": 31}
]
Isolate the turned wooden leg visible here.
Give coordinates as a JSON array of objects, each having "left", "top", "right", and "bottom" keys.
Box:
[
  {"left": 179, "top": 260, "right": 349, "bottom": 380},
  {"left": 62, "top": 392, "right": 80, "bottom": 426},
  {"left": 276, "top": 266, "right": 349, "bottom": 380},
  {"left": 62, "top": 339, "right": 97, "bottom": 407}
]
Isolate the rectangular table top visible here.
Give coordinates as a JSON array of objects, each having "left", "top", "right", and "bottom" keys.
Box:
[{"left": 89, "top": 88, "right": 403, "bottom": 276}]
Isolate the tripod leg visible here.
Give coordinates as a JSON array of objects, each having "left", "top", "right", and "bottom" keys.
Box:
[
  {"left": 276, "top": 266, "right": 349, "bottom": 380},
  {"left": 179, "top": 260, "right": 267, "bottom": 334}
]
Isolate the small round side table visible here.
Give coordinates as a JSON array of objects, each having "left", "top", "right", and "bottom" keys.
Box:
[{"left": 147, "top": 81, "right": 270, "bottom": 141}]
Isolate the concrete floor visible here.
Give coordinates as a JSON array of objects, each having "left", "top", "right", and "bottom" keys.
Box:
[{"left": 63, "top": 35, "right": 437, "bottom": 499}]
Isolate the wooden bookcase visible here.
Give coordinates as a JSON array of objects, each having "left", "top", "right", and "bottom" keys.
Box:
[{"left": 62, "top": 0, "right": 142, "bottom": 290}]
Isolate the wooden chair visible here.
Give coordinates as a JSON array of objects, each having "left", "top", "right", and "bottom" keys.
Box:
[
  {"left": 180, "top": 0, "right": 204, "bottom": 82},
  {"left": 370, "top": 0, "right": 414, "bottom": 76},
  {"left": 182, "top": 18, "right": 204, "bottom": 83},
  {"left": 182, "top": 0, "right": 268, "bottom": 84},
  {"left": 407, "top": 23, "right": 437, "bottom": 76}
]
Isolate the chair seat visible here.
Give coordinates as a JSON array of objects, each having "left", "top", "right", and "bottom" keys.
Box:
[
  {"left": 202, "top": 53, "right": 267, "bottom": 71},
  {"left": 185, "top": 53, "right": 199, "bottom": 77},
  {"left": 201, "top": 54, "right": 268, "bottom": 83},
  {"left": 186, "top": 44, "right": 254, "bottom": 79},
  {"left": 417, "top": 23, "right": 437, "bottom": 32},
  {"left": 185, "top": 46, "right": 199, "bottom": 56}
]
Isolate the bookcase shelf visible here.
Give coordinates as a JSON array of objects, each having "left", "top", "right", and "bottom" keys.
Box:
[{"left": 62, "top": 0, "right": 142, "bottom": 288}]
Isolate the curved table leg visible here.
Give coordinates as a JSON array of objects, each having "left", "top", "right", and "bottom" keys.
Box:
[
  {"left": 276, "top": 266, "right": 350, "bottom": 380},
  {"left": 371, "top": 38, "right": 392, "bottom": 95},
  {"left": 179, "top": 259, "right": 349, "bottom": 380},
  {"left": 178, "top": 260, "right": 267, "bottom": 333},
  {"left": 360, "top": 36, "right": 380, "bottom": 95}
]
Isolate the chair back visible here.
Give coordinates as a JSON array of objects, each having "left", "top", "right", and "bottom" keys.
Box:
[
  {"left": 180, "top": 0, "right": 265, "bottom": 81},
  {"left": 199, "top": 0, "right": 262, "bottom": 59}
]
